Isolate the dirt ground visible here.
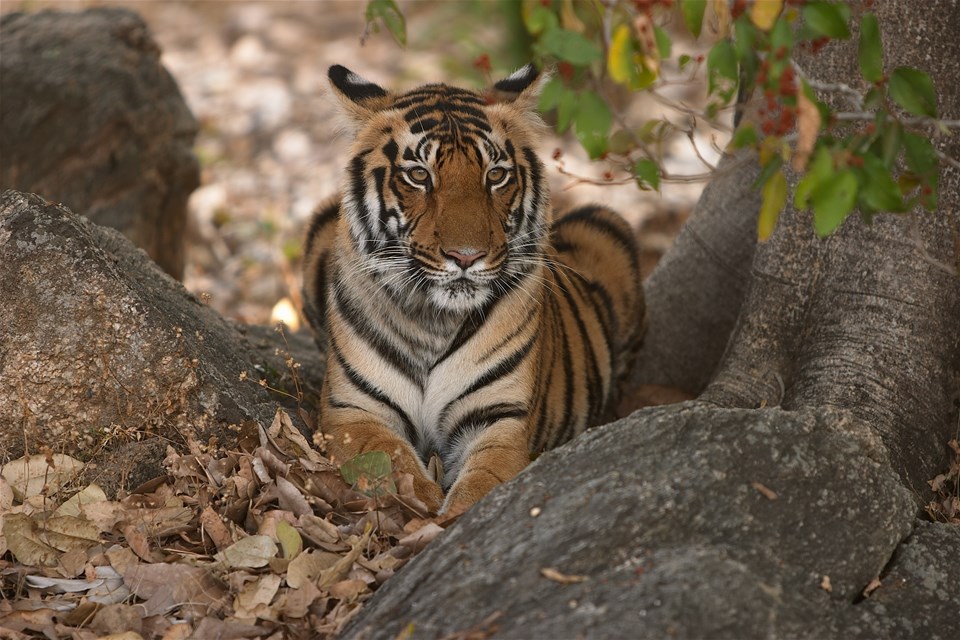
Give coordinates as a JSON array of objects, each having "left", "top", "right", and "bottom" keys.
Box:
[{"left": 5, "top": 0, "right": 727, "bottom": 326}]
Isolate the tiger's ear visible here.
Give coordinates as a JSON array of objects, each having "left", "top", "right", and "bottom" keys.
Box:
[
  {"left": 328, "top": 65, "right": 391, "bottom": 125},
  {"left": 490, "top": 63, "right": 549, "bottom": 112}
]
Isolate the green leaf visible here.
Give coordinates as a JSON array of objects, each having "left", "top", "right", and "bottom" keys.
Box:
[
  {"left": 607, "top": 130, "right": 635, "bottom": 155},
  {"left": 654, "top": 26, "right": 672, "bottom": 60},
  {"left": 795, "top": 147, "right": 833, "bottom": 209},
  {"left": 734, "top": 16, "right": 756, "bottom": 62},
  {"left": 769, "top": 15, "right": 794, "bottom": 51},
  {"left": 802, "top": 1, "right": 851, "bottom": 39},
  {"left": 340, "top": 451, "right": 395, "bottom": 496},
  {"left": 678, "top": 54, "right": 692, "bottom": 70},
  {"left": 858, "top": 13, "right": 883, "bottom": 83},
  {"left": 365, "top": 0, "right": 406, "bottom": 46},
  {"left": 857, "top": 155, "right": 904, "bottom": 212},
  {"left": 754, "top": 154, "right": 783, "bottom": 191},
  {"left": 556, "top": 88, "right": 578, "bottom": 133},
  {"left": 707, "top": 39, "right": 738, "bottom": 98},
  {"left": 525, "top": 5, "right": 559, "bottom": 35},
  {"left": 540, "top": 28, "right": 603, "bottom": 65},
  {"left": 902, "top": 131, "right": 937, "bottom": 176},
  {"left": 633, "top": 158, "right": 660, "bottom": 191},
  {"left": 862, "top": 87, "right": 883, "bottom": 111},
  {"left": 538, "top": 77, "right": 565, "bottom": 112},
  {"left": 758, "top": 169, "right": 787, "bottom": 241},
  {"left": 902, "top": 131, "right": 939, "bottom": 209},
  {"left": 573, "top": 91, "right": 612, "bottom": 159},
  {"left": 889, "top": 67, "right": 938, "bottom": 118},
  {"left": 681, "top": 0, "right": 707, "bottom": 38},
  {"left": 811, "top": 170, "right": 858, "bottom": 237},
  {"left": 731, "top": 123, "right": 758, "bottom": 148},
  {"left": 880, "top": 119, "right": 902, "bottom": 168}
]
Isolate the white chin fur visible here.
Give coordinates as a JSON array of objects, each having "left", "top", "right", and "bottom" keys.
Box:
[{"left": 430, "top": 283, "right": 492, "bottom": 313}]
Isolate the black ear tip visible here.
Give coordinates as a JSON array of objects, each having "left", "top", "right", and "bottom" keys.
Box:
[
  {"left": 328, "top": 65, "right": 351, "bottom": 85},
  {"left": 493, "top": 63, "right": 540, "bottom": 94},
  {"left": 328, "top": 65, "right": 388, "bottom": 102}
]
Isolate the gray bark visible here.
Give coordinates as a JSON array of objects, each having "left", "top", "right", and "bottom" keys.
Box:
[
  {"left": 0, "top": 191, "right": 323, "bottom": 495},
  {"left": 0, "top": 8, "right": 199, "bottom": 280},
  {"left": 345, "top": 404, "right": 960, "bottom": 639},
  {"left": 628, "top": 149, "right": 762, "bottom": 396},
  {"left": 703, "top": 0, "right": 960, "bottom": 496}
]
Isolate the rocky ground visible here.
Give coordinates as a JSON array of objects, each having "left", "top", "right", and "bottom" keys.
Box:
[{"left": 6, "top": 0, "right": 725, "bottom": 327}]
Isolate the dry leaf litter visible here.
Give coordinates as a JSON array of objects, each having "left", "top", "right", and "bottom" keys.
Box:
[{"left": 0, "top": 409, "right": 448, "bottom": 638}]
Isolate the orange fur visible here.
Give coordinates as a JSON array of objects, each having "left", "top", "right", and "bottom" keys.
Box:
[{"left": 303, "top": 65, "right": 644, "bottom": 514}]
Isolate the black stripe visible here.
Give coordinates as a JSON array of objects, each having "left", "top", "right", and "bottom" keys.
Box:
[
  {"left": 372, "top": 167, "right": 392, "bottom": 231},
  {"left": 331, "top": 338, "right": 418, "bottom": 447},
  {"left": 532, "top": 297, "right": 563, "bottom": 451},
  {"left": 382, "top": 140, "right": 399, "bottom": 163},
  {"left": 555, "top": 275, "right": 604, "bottom": 424},
  {"left": 552, "top": 207, "right": 639, "bottom": 273},
  {"left": 445, "top": 403, "right": 529, "bottom": 452},
  {"left": 333, "top": 286, "right": 423, "bottom": 389},
  {"left": 557, "top": 308, "right": 576, "bottom": 445},
  {"left": 435, "top": 297, "right": 500, "bottom": 365},
  {"left": 303, "top": 200, "right": 339, "bottom": 259},
  {"left": 452, "top": 334, "right": 537, "bottom": 407},
  {"left": 348, "top": 152, "right": 375, "bottom": 247},
  {"left": 410, "top": 117, "right": 441, "bottom": 134}
]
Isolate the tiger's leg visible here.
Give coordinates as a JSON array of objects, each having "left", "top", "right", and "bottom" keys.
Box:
[
  {"left": 441, "top": 418, "right": 530, "bottom": 516},
  {"left": 319, "top": 395, "right": 444, "bottom": 513}
]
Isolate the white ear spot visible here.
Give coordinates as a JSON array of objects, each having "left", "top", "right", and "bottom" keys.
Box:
[{"left": 493, "top": 63, "right": 540, "bottom": 95}]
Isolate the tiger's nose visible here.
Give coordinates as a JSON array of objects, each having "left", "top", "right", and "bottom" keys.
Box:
[{"left": 442, "top": 248, "right": 487, "bottom": 269}]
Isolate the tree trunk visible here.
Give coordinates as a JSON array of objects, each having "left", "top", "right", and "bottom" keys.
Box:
[
  {"left": 628, "top": 149, "right": 762, "bottom": 396},
  {"left": 703, "top": 0, "right": 960, "bottom": 496}
]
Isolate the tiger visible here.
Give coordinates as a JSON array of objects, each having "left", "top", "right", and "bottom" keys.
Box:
[{"left": 302, "top": 63, "right": 645, "bottom": 515}]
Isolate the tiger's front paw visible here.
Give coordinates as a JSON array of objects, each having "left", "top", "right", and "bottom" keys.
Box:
[
  {"left": 411, "top": 473, "right": 444, "bottom": 514},
  {"left": 440, "top": 474, "right": 497, "bottom": 517}
]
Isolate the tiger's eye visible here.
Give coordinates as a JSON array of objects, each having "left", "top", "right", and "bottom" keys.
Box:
[
  {"left": 407, "top": 167, "right": 430, "bottom": 184},
  {"left": 487, "top": 167, "right": 507, "bottom": 183}
]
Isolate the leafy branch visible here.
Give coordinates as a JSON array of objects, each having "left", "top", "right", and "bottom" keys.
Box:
[{"left": 364, "top": 0, "right": 959, "bottom": 241}]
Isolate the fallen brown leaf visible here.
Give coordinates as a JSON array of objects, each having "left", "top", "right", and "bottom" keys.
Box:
[
  {"left": 1, "top": 454, "right": 84, "bottom": 501},
  {"left": 540, "top": 567, "right": 588, "bottom": 584},
  {"left": 750, "top": 481, "right": 779, "bottom": 500},
  {"left": 200, "top": 505, "right": 235, "bottom": 551},
  {"left": 120, "top": 563, "right": 227, "bottom": 617}
]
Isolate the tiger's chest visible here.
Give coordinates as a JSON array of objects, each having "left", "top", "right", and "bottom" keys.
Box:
[{"left": 328, "top": 282, "right": 539, "bottom": 459}]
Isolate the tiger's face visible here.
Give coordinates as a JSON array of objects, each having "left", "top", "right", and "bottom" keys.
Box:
[{"left": 329, "top": 65, "right": 550, "bottom": 314}]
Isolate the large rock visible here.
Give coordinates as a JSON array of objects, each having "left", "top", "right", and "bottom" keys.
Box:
[
  {"left": 343, "top": 403, "right": 956, "bottom": 639},
  {"left": 0, "top": 191, "right": 322, "bottom": 495},
  {"left": 0, "top": 8, "right": 199, "bottom": 280}
]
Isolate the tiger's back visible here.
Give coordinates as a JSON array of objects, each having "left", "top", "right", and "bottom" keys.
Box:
[{"left": 303, "top": 64, "right": 644, "bottom": 514}]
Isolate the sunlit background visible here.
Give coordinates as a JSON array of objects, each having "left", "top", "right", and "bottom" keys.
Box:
[{"left": 3, "top": 0, "right": 728, "bottom": 329}]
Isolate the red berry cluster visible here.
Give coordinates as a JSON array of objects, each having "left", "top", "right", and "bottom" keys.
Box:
[
  {"left": 797, "top": 36, "right": 830, "bottom": 55},
  {"left": 756, "top": 59, "right": 798, "bottom": 136},
  {"left": 473, "top": 54, "right": 492, "bottom": 74},
  {"left": 632, "top": 0, "right": 673, "bottom": 16}
]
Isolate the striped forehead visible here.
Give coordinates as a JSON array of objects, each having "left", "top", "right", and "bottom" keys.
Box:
[
  {"left": 385, "top": 89, "right": 509, "bottom": 168},
  {"left": 392, "top": 84, "right": 493, "bottom": 138}
]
